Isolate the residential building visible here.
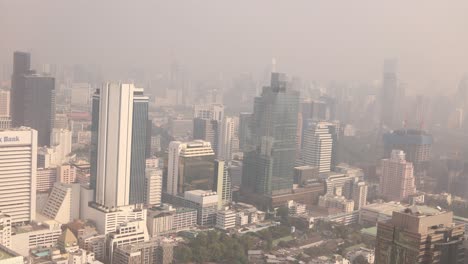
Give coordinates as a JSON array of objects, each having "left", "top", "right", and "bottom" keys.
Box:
[
  {"left": 57, "top": 164, "right": 77, "bottom": 184},
  {"left": 380, "top": 150, "right": 417, "bottom": 201},
  {"left": 145, "top": 168, "right": 162, "bottom": 207}
]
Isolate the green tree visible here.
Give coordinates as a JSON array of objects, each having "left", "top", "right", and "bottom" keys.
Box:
[{"left": 174, "top": 245, "right": 192, "bottom": 263}]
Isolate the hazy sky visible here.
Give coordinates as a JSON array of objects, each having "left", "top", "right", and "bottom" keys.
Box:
[{"left": 1, "top": 0, "right": 468, "bottom": 92}]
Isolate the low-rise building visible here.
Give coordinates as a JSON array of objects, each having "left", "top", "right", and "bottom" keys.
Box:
[
  {"left": 215, "top": 208, "right": 236, "bottom": 230},
  {"left": 11, "top": 220, "right": 62, "bottom": 256}
]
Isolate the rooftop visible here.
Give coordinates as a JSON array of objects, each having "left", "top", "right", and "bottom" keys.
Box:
[{"left": 0, "top": 248, "right": 14, "bottom": 260}]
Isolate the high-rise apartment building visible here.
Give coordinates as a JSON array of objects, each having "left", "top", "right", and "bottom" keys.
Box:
[
  {"left": 166, "top": 140, "right": 215, "bottom": 196},
  {"left": 0, "top": 127, "right": 37, "bottom": 225},
  {"left": 11, "top": 52, "right": 55, "bottom": 146},
  {"left": 375, "top": 207, "right": 465, "bottom": 263},
  {"left": 145, "top": 168, "right": 162, "bottom": 207},
  {"left": 380, "top": 150, "right": 416, "bottom": 201},
  {"left": 383, "top": 129, "right": 433, "bottom": 189},
  {"left": 90, "top": 83, "right": 149, "bottom": 208},
  {"left": 242, "top": 72, "right": 300, "bottom": 196}
]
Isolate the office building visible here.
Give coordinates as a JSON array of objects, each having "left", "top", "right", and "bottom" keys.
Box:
[
  {"left": 380, "top": 59, "right": 404, "bottom": 128},
  {"left": 0, "top": 128, "right": 37, "bottom": 225},
  {"left": 184, "top": 190, "right": 218, "bottom": 226},
  {"left": 242, "top": 72, "right": 300, "bottom": 197},
  {"left": 319, "top": 194, "right": 355, "bottom": 213},
  {"left": 352, "top": 181, "right": 368, "bottom": 210},
  {"left": 11, "top": 220, "right": 62, "bottom": 256},
  {"left": 105, "top": 220, "right": 149, "bottom": 263},
  {"left": 293, "top": 165, "right": 319, "bottom": 186},
  {"left": 113, "top": 239, "right": 174, "bottom": 264},
  {"left": 214, "top": 160, "right": 232, "bottom": 209},
  {"left": 219, "top": 116, "right": 236, "bottom": 161},
  {"left": 193, "top": 118, "right": 220, "bottom": 154},
  {"left": 11, "top": 52, "right": 55, "bottom": 146},
  {"left": 238, "top": 112, "right": 252, "bottom": 152},
  {"left": 375, "top": 207, "right": 465, "bottom": 263},
  {"left": 359, "top": 201, "right": 408, "bottom": 226},
  {"left": 380, "top": 150, "right": 417, "bottom": 201},
  {"left": 168, "top": 118, "right": 192, "bottom": 140},
  {"left": 166, "top": 140, "right": 215, "bottom": 196},
  {"left": 42, "top": 183, "right": 81, "bottom": 224},
  {"left": 194, "top": 103, "right": 224, "bottom": 121},
  {"left": 383, "top": 129, "right": 433, "bottom": 188},
  {"left": 50, "top": 128, "right": 72, "bottom": 163},
  {"left": 147, "top": 205, "right": 197, "bottom": 237},
  {"left": 90, "top": 83, "right": 148, "bottom": 208},
  {"left": 145, "top": 168, "right": 162, "bottom": 207},
  {"left": 301, "top": 121, "right": 335, "bottom": 173}
]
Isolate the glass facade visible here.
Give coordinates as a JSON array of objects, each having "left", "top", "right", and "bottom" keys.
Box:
[
  {"left": 242, "top": 73, "right": 300, "bottom": 196},
  {"left": 129, "top": 98, "right": 149, "bottom": 204},
  {"left": 178, "top": 155, "right": 215, "bottom": 194}
]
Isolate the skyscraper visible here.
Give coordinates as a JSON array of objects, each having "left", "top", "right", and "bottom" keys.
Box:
[
  {"left": 11, "top": 52, "right": 55, "bottom": 146},
  {"left": 214, "top": 160, "right": 232, "bottom": 209},
  {"left": 380, "top": 150, "right": 416, "bottom": 201},
  {"left": 242, "top": 72, "right": 300, "bottom": 196},
  {"left": 218, "top": 117, "right": 236, "bottom": 161},
  {"left": 375, "top": 207, "right": 465, "bottom": 263},
  {"left": 380, "top": 59, "right": 404, "bottom": 128},
  {"left": 90, "top": 83, "right": 148, "bottom": 208},
  {"left": 383, "top": 129, "right": 433, "bottom": 189},
  {"left": 301, "top": 121, "right": 336, "bottom": 173},
  {"left": 166, "top": 140, "right": 215, "bottom": 196},
  {"left": 0, "top": 127, "right": 37, "bottom": 225},
  {"left": 193, "top": 103, "right": 224, "bottom": 156},
  {"left": 238, "top": 112, "right": 252, "bottom": 152}
]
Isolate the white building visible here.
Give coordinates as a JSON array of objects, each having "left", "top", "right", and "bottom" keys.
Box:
[
  {"left": 0, "top": 213, "right": 12, "bottom": 248},
  {"left": 219, "top": 116, "right": 236, "bottom": 161},
  {"left": 51, "top": 128, "right": 72, "bottom": 164},
  {"left": 0, "top": 127, "right": 37, "bottom": 225},
  {"left": 184, "top": 190, "right": 218, "bottom": 226},
  {"left": 94, "top": 83, "right": 136, "bottom": 208},
  {"left": 352, "top": 181, "right": 368, "bottom": 210},
  {"left": 145, "top": 168, "right": 162, "bottom": 207},
  {"left": 105, "top": 220, "right": 149, "bottom": 263},
  {"left": 42, "top": 183, "right": 81, "bottom": 224},
  {"left": 216, "top": 208, "right": 236, "bottom": 230},
  {"left": 302, "top": 121, "right": 334, "bottom": 173},
  {"left": 319, "top": 194, "right": 355, "bottom": 213},
  {"left": 11, "top": 220, "right": 62, "bottom": 256},
  {"left": 194, "top": 104, "right": 224, "bottom": 121},
  {"left": 287, "top": 200, "right": 307, "bottom": 215}
]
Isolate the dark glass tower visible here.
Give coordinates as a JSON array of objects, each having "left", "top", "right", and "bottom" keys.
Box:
[
  {"left": 90, "top": 86, "right": 149, "bottom": 205},
  {"left": 242, "top": 73, "right": 300, "bottom": 196},
  {"left": 11, "top": 52, "right": 55, "bottom": 146}
]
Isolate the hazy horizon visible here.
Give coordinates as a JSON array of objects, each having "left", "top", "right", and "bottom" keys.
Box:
[{"left": 2, "top": 0, "right": 468, "bottom": 93}]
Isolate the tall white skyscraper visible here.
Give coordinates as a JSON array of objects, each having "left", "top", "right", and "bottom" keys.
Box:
[
  {"left": 219, "top": 117, "right": 236, "bottom": 161},
  {"left": 94, "top": 83, "right": 135, "bottom": 208},
  {"left": 302, "top": 121, "right": 334, "bottom": 173},
  {"left": 0, "top": 127, "right": 37, "bottom": 224}
]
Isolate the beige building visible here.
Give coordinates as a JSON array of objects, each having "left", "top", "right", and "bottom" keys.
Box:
[{"left": 380, "top": 150, "right": 416, "bottom": 201}]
